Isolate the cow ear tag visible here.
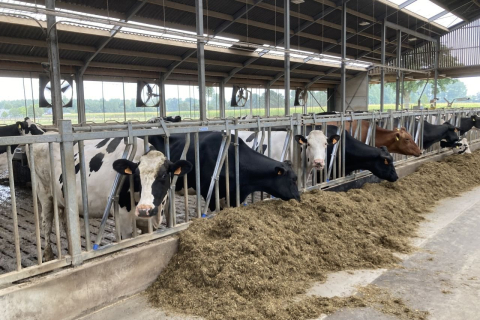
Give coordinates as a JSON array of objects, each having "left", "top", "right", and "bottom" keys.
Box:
[
  {"left": 277, "top": 170, "right": 282, "bottom": 175},
  {"left": 396, "top": 136, "right": 399, "bottom": 141},
  {"left": 124, "top": 168, "right": 132, "bottom": 174},
  {"left": 454, "top": 128, "right": 458, "bottom": 133},
  {"left": 384, "top": 159, "right": 388, "bottom": 165},
  {"left": 332, "top": 138, "right": 337, "bottom": 144},
  {"left": 18, "top": 124, "right": 22, "bottom": 130},
  {"left": 174, "top": 167, "right": 182, "bottom": 175}
]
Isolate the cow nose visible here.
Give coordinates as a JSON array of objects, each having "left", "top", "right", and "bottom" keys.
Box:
[
  {"left": 135, "top": 204, "right": 154, "bottom": 218},
  {"left": 313, "top": 159, "right": 324, "bottom": 167}
]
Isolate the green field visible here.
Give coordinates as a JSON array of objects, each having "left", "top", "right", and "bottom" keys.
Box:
[{"left": 1, "top": 103, "right": 479, "bottom": 126}]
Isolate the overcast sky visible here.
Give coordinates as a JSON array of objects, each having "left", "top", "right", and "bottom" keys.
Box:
[{"left": 0, "top": 76, "right": 478, "bottom": 102}]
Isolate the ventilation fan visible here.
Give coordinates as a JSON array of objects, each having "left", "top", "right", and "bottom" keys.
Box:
[
  {"left": 294, "top": 88, "right": 308, "bottom": 106},
  {"left": 39, "top": 75, "right": 73, "bottom": 108},
  {"left": 136, "top": 81, "right": 161, "bottom": 107},
  {"left": 231, "top": 85, "right": 249, "bottom": 107}
]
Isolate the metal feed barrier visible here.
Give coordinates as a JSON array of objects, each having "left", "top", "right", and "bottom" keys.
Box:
[{"left": 0, "top": 108, "right": 479, "bottom": 286}]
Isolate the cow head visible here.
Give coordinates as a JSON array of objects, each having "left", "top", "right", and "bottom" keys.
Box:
[
  {"left": 271, "top": 160, "right": 301, "bottom": 202},
  {"left": 113, "top": 150, "right": 192, "bottom": 218},
  {"left": 17, "top": 117, "right": 45, "bottom": 135},
  {"left": 295, "top": 131, "right": 340, "bottom": 171},
  {"left": 373, "top": 146, "right": 398, "bottom": 182},
  {"left": 471, "top": 115, "right": 480, "bottom": 129},
  {"left": 440, "top": 123, "right": 460, "bottom": 148},
  {"left": 392, "top": 127, "right": 421, "bottom": 157}
]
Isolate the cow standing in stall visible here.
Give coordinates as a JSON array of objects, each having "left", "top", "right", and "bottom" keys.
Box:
[{"left": 29, "top": 136, "right": 192, "bottom": 261}]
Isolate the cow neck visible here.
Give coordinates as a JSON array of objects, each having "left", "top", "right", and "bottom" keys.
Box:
[
  {"left": 237, "top": 142, "right": 282, "bottom": 195},
  {"left": 422, "top": 121, "right": 448, "bottom": 148},
  {"left": 373, "top": 126, "right": 397, "bottom": 151},
  {"left": 0, "top": 123, "right": 20, "bottom": 136},
  {"left": 459, "top": 118, "right": 474, "bottom": 135}
]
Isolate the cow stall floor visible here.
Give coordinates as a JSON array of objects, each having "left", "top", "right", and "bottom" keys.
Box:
[{"left": 0, "top": 175, "right": 212, "bottom": 275}]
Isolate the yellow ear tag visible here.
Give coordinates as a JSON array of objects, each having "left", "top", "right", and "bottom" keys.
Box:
[
  {"left": 124, "top": 168, "right": 132, "bottom": 174},
  {"left": 174, "top": 167, "right": 181, "bottom": 175},
  {"left": 384, "top": 159, "right": 388, "bottom": 165},
  {"left": 332, "top": 139, "right": 337, "bottom": 144},
  {"left": 277, "top": 170, "right": 282, "bottom": 175},
  {"left": 18, "top": 124, "right": 22, "bottom": 130},
  {"left": 299, "top": 139, "right": 304, "bottom": 145},
  {"left": 395, "top": 128, "right": 400, "bottom": 131},
  {"left": 396, "top": 136, "right": 400, "bottom": 141},
  {"left": 454, "top": 128, "right": 458, "bottom": 133},
  {"left": 473, "top": 119, "right": 476, "bottom": 122}
]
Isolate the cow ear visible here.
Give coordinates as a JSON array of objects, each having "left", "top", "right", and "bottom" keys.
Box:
[
  {"left": 113, "top": 159, "right": 138, "bottom": 175},
  {"left": 395, "top": 132, "right": 401, "bottom": 141},
  {"left": 275, "top": 166, "right": 285, "bottom": 176},
  {"left": 294, "top": 135, "right": 307, "bottom": 145},
  {"left": 328, "top": 134, "right": 340, "bottom": 145},
  {"left": 472, "top": 115, "right": 477, "bottom": 122},
  {"left": 15, "top": 121, "right": 24, "bottom": 134},
  {"left": 169, "top": 160, "right": 193, "bottom": 177}
]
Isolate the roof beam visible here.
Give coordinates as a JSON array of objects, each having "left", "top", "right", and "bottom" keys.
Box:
[
  {"left": 305, "top": 67, "right": 339, "bottom": 89},
  {"left": 161, "top": 49, "right": 196, "bottom": 81},
  {"left": 78, "top": 0, "right": 147, "bottom": 76},
  {"left": 399, "top": 0, "right": 417, "bottom": 9},
  {"left": 268, "top": 62, "right": 303, "bottom": 86},
  {"left": 213, "top": 0, "right": 265, "bottom": 36},
  {"left": 428, "top": 10, "right": 448, "bottom": 21},
  {"left": 222, "top": 57, "right": 259, "bottom": 84},
  {"left": 384, "top": 21, "right": 436, "bottom": 42}
]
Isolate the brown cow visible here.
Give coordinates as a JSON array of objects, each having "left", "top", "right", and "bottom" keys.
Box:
[{"left": 324, "top": 120, "right": 422, "bottom": 157}]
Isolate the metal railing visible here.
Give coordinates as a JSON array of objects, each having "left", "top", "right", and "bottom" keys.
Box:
[{"left": 0, "top": 108, "right": 479, "bottom": 286}]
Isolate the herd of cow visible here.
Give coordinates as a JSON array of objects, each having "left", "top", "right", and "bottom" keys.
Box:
[{"left": 0, "top": 113, "right": 479, "bottom": 261}]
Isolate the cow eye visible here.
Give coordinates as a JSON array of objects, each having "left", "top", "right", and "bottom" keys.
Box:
[{"left": 160, "top": 173, "right": 167, "bottom": 179}]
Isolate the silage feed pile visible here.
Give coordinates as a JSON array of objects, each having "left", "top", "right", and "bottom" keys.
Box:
[{"left": 148, "top": 151, "right": 480, "bottom": 320}]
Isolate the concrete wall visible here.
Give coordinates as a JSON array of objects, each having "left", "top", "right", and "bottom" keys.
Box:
[
  {"left": 0, "top": 236, "right": 178, "bottom": 320},
  {"left": 334, "top": 72, "right": 369, "bottom": 112}
]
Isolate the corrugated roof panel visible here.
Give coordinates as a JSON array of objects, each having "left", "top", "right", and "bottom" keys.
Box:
[{"left": 91, "top": 53, "right": 172, "bottom": 68}]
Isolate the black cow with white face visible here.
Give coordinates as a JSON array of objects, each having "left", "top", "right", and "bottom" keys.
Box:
[
  {"left": 113, "top": 151, "right": 192, "bottom": 218},
  {"left": 148, "top": 131, "right": 300, "bottom": 210},
  {"left": 296, "top": 126, "right": 398, "bottom": 182},
  {"left": 29, "top": 138, "right": 192, "bottom": 261}
]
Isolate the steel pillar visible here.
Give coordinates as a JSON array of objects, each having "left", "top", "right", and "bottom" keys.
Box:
[
  {"left": 265, "top": 84, "right": 271, "bottom": 117},
  {"left": 75, "top": 72, "right": 86, "bottom": 124},
  {"left": 395, "top": 30, "right": 402, "bottom": 110},
  {"left": 284, "top": 0, "right": 290, "bottom": 116},
  {"left": 159, "top": 77, "right": 167, "bottom": 117},
  {"left": 59, "top": 120, "right": 83, "bottom": 265},
  {"left": 46, "top": 0, "right": 63, "bottom": 125},
  {"left": 434, "top": 38, "right": 440, "bottom": 100},
  {"left": 380, "top": 20, "right": 386, "bottom": 112},
  {"left": 219, "top": 82, "right": 225, "bottom": 118},
  {"left": 340, "top": 1, "right": 347, "bottom": 112},
  {"left": 196, "top": 0, "right": 207, "bottom": 121}
]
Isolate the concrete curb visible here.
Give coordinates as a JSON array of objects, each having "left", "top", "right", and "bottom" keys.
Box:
[{"left": 0, "top": 236, "right": 178, "bottom": 320}]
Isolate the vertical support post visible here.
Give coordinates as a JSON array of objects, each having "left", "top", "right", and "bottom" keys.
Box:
[
  {"left": 380, "top": 19, "right": 386, "bottom": 112},
  {"left": 159, "top": 77, "right": 167, "bottom": 118},
  {"left": 46, "top": 0, "right": 63, "bottom": 125},
  {"left": 219, "top": 81, "right": 226, "bottom": 118},
  {"left": 341, "top": 2, "right": 347, "bottom": 113},
  {"left": 434, "top": 38, "right": 440, "bottom": 100},
  {"left": 75, "top": 72, "right": 86, "bottom": 124},
  {"left": 284, "top": 0, "right": 291, "bottom": 116},
  {"left": 194, "top": 132, "right": 201, "bottom": 218},
  {"left": 292, "top": 113, "right": 302, "bottom": 187},
  {"left": 58, "top": 120, "right": 83, "bottom": 266},
  {"left": 265, "top": 84, "right": 271, "bottom": 117},
  {"left": 396, "top": 30, "right": 402, "bottom": 111},
  {"left": 196, "top": 0, "right": 207, "bottom": 121}
]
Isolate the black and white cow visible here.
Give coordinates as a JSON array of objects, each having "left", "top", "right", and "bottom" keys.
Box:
[
  {"left": 29, "top": 135, "right": 192, "bottom": 260},
  {"left": 148, "top": 131, "right": 301, "bottom": 210},
  {"left": 295, "top": 126, "right": 398, "bottom": 182},
  {"left": 455, "top": 115, "right": 480, "bottom": 135},
  {"left": 0, "top": 118, "right": 45, "bottom": 173}
]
